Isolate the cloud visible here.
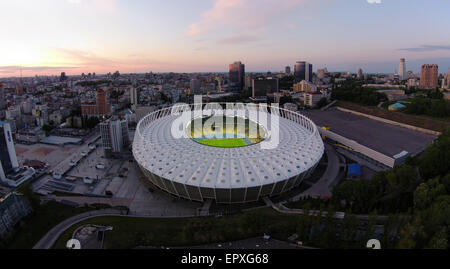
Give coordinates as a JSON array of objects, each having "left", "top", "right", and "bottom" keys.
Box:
[
  {"left": 367, "top": 0, "right": 382, "bottom": 4},
  {"left": 187, "top": 0, "right": 307, "bottom": 37},
  {"left": 399, "top": 45, "right": 450, "bottom": 52}
]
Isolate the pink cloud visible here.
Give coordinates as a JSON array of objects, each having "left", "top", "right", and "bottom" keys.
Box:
[{"left": 187, "top": 0, "right": 307, "bottom": 36}]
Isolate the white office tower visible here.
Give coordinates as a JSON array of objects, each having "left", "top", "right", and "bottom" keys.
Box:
[
  {"left": 100, "top": 118, "right": 130, "bottom": 157},
  {"left": 399, "top": 58, "right": 406, "bottom": 80},
  {"left": 0, "top": 122, "right": 19, "bottom": 181}
]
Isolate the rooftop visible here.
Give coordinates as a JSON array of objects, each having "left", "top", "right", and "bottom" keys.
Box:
[
  {"left": 303, "top": 108, "right": 437, "bottom": 157},
  {"left": 133, "top": 107, "right": 324, "bottom": 189}
]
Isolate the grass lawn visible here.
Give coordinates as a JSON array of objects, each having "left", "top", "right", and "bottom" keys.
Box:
[
  {"left": 1, "top": 201, "right": 94, "bottom": 249},
  {"left": 53, "top": 208, "right": 300, "bottom": 249},
  {"left": 197, "top": 138, "right": 247, "bottom": 148}
]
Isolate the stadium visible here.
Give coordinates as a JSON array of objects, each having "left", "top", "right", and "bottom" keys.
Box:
[{"left": 132, "top": 103, "right": 324, "bottom": 204}]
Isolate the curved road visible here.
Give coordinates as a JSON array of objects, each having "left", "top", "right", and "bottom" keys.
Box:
[
  {"left": 33, "top": 209, "right": 124, "bottom": 249},
  {"left": 33, "top": 209, "right": 199, "bottom": 249}
]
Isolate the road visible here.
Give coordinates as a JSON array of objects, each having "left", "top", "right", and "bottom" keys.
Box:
[
  {"left": 33, "top": 208, "right": 124, "bottom": 249},
  {"left": 293, "top": 143, "right": 342, "bottom": 200}
]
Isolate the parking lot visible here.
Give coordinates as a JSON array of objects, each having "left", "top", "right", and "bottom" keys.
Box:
[
  {"left": 303, "top": 108, "right": 437, "bottom": 157},
  {"left": 27, "top": 133, "right": 199, "bottom": 216},
  {"left": 15, "top": 143, "right": 79, "bottom": 168}
]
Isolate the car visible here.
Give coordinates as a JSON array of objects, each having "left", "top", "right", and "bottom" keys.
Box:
[
  {"left": 105, "top": 190, "right": 113, "bottom": 196},
  {"left": 83, "top": 177, "right": 94, "bottom": 184},
  {"left": 81, "top": 151, "right": 88, "bottom": 157},
  {"left": 69, "top": 160, "right": 77, "bottom": 167},
  {"left": 53, "top": 172, "right": 62, "bottom": 180},
  {"left": 89, "top": 144, "right": 96, "bottom": 150},
  {"left": 96, "top": 163, "right": 105, "bottom": 170}
]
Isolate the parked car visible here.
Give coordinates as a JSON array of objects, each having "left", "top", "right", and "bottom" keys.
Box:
[
  {"left": 83, "top": 177, "right": 94, "bottom": 184},
  {"left": 53, "top": 172, "right": 62, "bottom": 180},
  {"left": 96, "top": 163, "right": 105, "bottom": 170}
]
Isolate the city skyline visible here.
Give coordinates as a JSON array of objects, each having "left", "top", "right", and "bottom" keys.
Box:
[{"left": 1, "top": 0, "right": 450, "bottom": 77}]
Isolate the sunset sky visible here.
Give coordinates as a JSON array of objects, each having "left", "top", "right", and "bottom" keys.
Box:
[{"left": 1, "top": 0, "right": 450, "bottom": 77}]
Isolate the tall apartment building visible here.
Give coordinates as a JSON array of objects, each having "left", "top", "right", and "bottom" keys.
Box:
[
  {"left": 130, "top": 87, "right": 138, "bottom": 106},
  {"left": 419, "top": 64, "right": 439, "bottom": 89},
  {"left": 81, "top": 88, "right": 111, "bottom": 117},
  {"left": 229, "top": 61, "right": 245, "bottom": 92},
  {"left": 190, "top": 79, "right": 201, "bottom": 95},
  {"left": 100, "top": 117, "right": 130, "bottom": 157}
]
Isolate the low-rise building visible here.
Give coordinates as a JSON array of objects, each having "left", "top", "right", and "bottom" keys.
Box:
[
  {"left": 304, "top": 92, "right": 324, "bottom": 107},
  {"left": 293, "top": 80, "right": 317, "bottom": 92}
]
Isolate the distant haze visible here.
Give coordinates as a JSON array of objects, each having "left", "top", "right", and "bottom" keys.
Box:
[{"left": 1, "top": 0, "right": 450, "bottom": 77}]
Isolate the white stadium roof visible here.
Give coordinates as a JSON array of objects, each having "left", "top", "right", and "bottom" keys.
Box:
[{"left": 133, "top": 106, "right": 324, "bottom": 190}]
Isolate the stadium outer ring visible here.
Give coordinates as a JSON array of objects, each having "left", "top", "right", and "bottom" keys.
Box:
[{"left": 133, "top": 103, "right": 325, "bottom": 204}]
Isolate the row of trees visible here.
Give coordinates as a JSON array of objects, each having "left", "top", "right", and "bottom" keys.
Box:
[
  {"left": 404, "top": 97, "right": 450, "bottom": 118},
  {"left": 331, "top": 80, "right": 386, "bottom": 106}
]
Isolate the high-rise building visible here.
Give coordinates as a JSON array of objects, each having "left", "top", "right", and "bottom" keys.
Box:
[
  {"left": 357, "top": 68, "right": 363, "bottom": 79},
  {"left": 130, "top": 87, "right": 138, "bottom": 106},
  {"left": 97, "top": 88, "right": 110, "bottom": 115},
  {"left": 294, "top": 61, "right": 313, "bottom": 83},
  {"left": 82, "top": 88, "right": 111, "bottom": 117},
  {"left": 60, "top": 72, "right": 67, "bottom": 82},
  {"left": 229, "top": 61, "right": 245, "bottom": 92},
  {"left": 244, "top": 74, "right": 253, "bottom": 91},
  {"left": 0, "top": 82, "right": 5, "bottom": 110},
  {"left": 190, "top": 79, "right": 201, "bottom": 95},
  {"left": 285, "top": 66, "right": 291, "bottom": 74},
  {"left": 100, "top": 117, "right": 130, "bottom": 157},
  {"left": 0, "top": 122, "right": 19, "bottom": 181},
  {"left": 419, "top": 64, "right": 439, "bottom": 89},
  {"left": 252, "top": 78, "right": 279, "bottom": 100},
  {"left": 399, "top": 58, "right": 406, "bottom": 80}
]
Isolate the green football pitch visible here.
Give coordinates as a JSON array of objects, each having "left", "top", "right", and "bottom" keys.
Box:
[{"left": 196, "top": 138, "right": 247, "bottom": 148}]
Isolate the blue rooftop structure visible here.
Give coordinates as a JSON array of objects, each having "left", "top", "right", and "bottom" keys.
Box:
[
  {"left": 348, "top": 163, "right": 362, "bottom": 177},
  {"left": 388, "top": 103, "right": 406, "bottom": 110}
]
